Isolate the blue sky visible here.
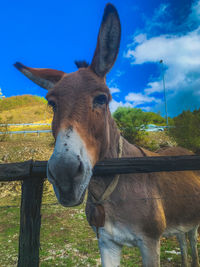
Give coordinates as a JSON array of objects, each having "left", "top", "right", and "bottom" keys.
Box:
[{"left": 0, "top": 0, "right": 200, "bottom": 117}]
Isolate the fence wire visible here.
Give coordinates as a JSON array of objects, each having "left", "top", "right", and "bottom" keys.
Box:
[
  {"left": 1, "top": 192, "right": 200, "bottom": 209},
  {"left": 0, "top": 202, "right": 59, "bottom": 209}
]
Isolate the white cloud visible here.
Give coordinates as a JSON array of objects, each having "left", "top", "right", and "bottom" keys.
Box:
[
  {"left": 109, "top": 97, "right": 153, "bottom": 113},
  {"left": 109, "top": 99, "right": 132, "bottom": 113},
  {"left": 125, "top": 92, "right": 160, "bottom": 107},
  {"left": 109, "top": 90, "right": 159, "bottom": 113},
  {"left": 124, "top": 1, "right": 200, "bottom": 116},
  {"left": 109, "top": 99, "right": 121, "bottom": 113},
  {"left": 144, "top": 81, "right": 163, "bottom": 95},
  {"left": 109, "top": 87, "right": 120, "bottom": 94},
  {"left": 126, "top": 29, "right": 200, "bottom": 99},
  {"left": 134, "top": 33, "right": 147, "bottom": 44},
  {"left": 139, "top": 106, "right": 151, "bottom": 112},
  {"left": 126, "top": 30, "right": 200, "bottom": 68}
]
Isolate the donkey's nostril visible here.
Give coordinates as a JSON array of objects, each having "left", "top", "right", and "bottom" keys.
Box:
[{"left": 78, "top": 161, "right": 83, "bottom": 174}]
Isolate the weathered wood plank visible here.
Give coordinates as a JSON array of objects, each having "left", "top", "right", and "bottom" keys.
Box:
[
  {"left": 0, "top": 160, "right": 33, "bottom": 181},
  {"left": 31, "top": 160, "right": 47, "bottom": 177},
  {"left": 93, "top": 155, "right": 200, "bottom": 175},
  {"left": 0, "top": 155, "right": 200, "bottom": 181},
  {"left": 17, "top": 176, "right": 44, "bottom": 267}
]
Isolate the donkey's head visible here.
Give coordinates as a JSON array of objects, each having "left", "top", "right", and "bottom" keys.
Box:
[{"left": 14, "top": 4, "right": 121, "bottom": 206}]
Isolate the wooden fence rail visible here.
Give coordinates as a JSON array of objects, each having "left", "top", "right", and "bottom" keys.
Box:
[
  {"left": 0, "top": 155, "right": 200, "bottom": 267},
  {"left": 1, "top": 155, "right": 200, "bottom": 182}
]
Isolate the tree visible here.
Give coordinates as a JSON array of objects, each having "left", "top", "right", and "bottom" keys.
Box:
[
  {"left": 113, "top": 107, "right": 149, "bottom": 144},
  {"left": 168, "top": 109, "right": 200, "bottom": 153}
]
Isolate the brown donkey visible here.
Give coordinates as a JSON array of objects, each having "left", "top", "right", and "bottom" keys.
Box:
[{"left": 14, "top": 4, "right": 200, "bottom": 267}]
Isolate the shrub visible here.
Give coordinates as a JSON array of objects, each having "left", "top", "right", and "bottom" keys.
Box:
[
  {"left": 168, "top": 109, "right": 200, "bottom": 153},
  {"left": 113, "top": 107, "right": 175, "bottom": 150},
  {"left": 113, "top": 107, "right": 149, "bottom": 145}
]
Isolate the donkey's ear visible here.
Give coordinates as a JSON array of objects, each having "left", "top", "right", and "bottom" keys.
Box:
[
  {"left": 90, "top": 3, "right": 121, "bottom": 78},
  {"left": 14, "top": 62, "right": 65, "bottom": 90}
]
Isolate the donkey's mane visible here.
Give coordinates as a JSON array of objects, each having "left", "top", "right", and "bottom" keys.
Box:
[{"left": 75, "top": 60, "right": 89, "bottom": 69}]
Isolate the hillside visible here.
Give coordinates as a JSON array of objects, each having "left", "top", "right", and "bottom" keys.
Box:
[{"left": 0, "top": 95, "right": 53, "bottom": 123}]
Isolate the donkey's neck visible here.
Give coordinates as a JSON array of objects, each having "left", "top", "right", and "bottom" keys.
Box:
[
  {"left": 103, "top": 116, "right": 121, "bottom": 159},
  {"left": 89, "top": 116, "right": 120, "bottom": 199},
  {"left": 102, "top": 115, "right": 144, "bottom": 160},
  {"left": 89, "top": 114, "right": 145, "bottom": 201}
]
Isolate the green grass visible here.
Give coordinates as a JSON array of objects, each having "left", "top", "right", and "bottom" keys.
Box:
[
  {"left": 0, "top": 133, "right": 199, "bottom": 266},
  {"left": 0, "top": 192, "right": 199, "bottom": 266}
]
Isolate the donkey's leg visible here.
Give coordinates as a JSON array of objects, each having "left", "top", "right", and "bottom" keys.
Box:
[
  {"left": 176, "top": 232, "right": 188, "bottom": 267},
  {"left": 188, "top": 226, "right": 200, "bottom": 267},
  {"left": 98, "top": 237, "right": 122, "bottom": 267},
  {"left": 138, "top": 237, "right": 160, "bottom": 267}
]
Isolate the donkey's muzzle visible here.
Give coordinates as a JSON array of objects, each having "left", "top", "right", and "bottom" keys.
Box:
[{"left": 47, "top": 128, "right": 92, "bottom": 206}]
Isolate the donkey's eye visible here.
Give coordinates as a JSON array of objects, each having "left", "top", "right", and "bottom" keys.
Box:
[
  {"left": 93, "top": 94, "right": 107, "bottom": 107},
  {"left": 48, "top": 100, "right": 57, "bottom": 112}
]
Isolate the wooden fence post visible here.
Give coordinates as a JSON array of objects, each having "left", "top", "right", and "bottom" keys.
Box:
[{"left": 17, "top": 175, "right": 44, "bottom": 267}]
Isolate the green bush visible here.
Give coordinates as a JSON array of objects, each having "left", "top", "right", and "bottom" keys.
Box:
[
  {"left": 113, "top": 107, "right": 175, "bottom": 150},
  {"left": 168, "top": 109, "right": 200, "bottom": 153},
  {"left": 113, "top": 107, "right": 149, "bottom": 145}
]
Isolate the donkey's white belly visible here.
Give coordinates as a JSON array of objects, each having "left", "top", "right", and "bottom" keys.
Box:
[
  {"left": 98, "top": 221, "right": 142, "bottom": 247},
  {"left": 97, "top": 221, "right": 198, "bottom": 246}
]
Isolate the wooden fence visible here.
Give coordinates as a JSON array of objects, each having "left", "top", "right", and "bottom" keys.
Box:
[
  {"left": 1, "top": 155, "right": 200, "bottom": 267},
  {"left": 0, "top": 130, "right": 51, "bottom": 137}
]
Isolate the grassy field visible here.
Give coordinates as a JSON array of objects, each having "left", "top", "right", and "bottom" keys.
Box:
[
  {"left": 0, "top": 95, "right": 52, "bottom": 124},
  {"left": 1, "top": 193, "right": 191, "bottom": 267},
  {"left": 0, "top": 133, "right": 199, "bottom": 266}
]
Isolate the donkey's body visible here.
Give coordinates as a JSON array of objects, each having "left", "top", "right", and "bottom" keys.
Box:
[
  {"left": 14, "top": 3, "right": 200, "bottom": 266},
  {"left": 86, "top": 130, "right": 200, "bottom": 267}
]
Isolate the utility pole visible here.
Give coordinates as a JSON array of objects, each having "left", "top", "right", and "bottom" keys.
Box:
[{"left": 160, "top": 60, "right": 168, "bottom": 126}]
